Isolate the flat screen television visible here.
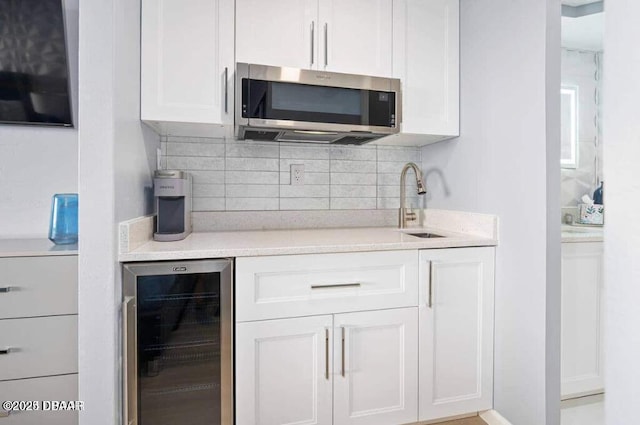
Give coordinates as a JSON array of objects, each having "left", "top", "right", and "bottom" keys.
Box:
[{"left": 0, "top": 0, "right": 73, "bottom": 127}]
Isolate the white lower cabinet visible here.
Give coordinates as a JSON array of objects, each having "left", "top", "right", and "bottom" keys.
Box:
[
  {"left": 236, "top": 308, "right": 418, "bottom": 425},
  {"left": 333, "top": 308, "right": 418, "bottom": 425},
  {"left": 236, "top": 247, "right": 495, "bottom": 424},
  {"left": 236, "top": 315, "right": 333, "bottom": 425},
  {"left": 561, "top": 241, "right": 605, "bottom": 399},
  {"left": 418, "top": 247, "right": 495, "bottom": 421}
]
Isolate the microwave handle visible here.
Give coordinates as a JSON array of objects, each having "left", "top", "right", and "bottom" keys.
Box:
[{"left": 123, "top": 296, "right": 137, "bottom": 425}]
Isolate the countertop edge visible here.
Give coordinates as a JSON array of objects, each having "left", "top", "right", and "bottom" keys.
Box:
[
  {"left": 0, "top": 239, "right": 78, "bottom": 258},
  {"left": 119, "top": 237, "right": 498, "bottom": 262}
]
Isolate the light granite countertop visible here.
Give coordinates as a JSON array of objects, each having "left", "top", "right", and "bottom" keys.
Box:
[
  {"left": 119, "top": 226, "right": 497, "bottom": 262},
  {"left": 0, "top": 238, "right": 78, "bottom": 257},
  {"left": 561, "top": 225, "right": 604, "bottom": 243}
]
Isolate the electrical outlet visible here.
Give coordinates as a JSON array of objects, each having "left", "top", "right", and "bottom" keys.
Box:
[{"left": 291, "top": 164, "right": 305, "bottom": 186}]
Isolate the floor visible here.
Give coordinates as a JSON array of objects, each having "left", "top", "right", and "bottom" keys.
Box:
[
  {"left": 561, "top": 394, "right": 604, "bottom": 425},
  {"left": 431, "top": 393, "right": 604, "bottom": 425},
  {"left": 437, "top": 416, "right": 487, "bottom": 425}
]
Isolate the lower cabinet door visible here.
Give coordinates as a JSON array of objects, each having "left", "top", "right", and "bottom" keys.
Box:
[
  {"left": 333, "top": 308, "right": 418, "bottom": 425},
  {"left": 236, "top": 315, "right": 333, "bottom": 425},
  {"left": 561, "top": 242, "right": 605, "bottom": 398},
  {"left": 419, "top": 247, "right": 495, "bottom": 421}
]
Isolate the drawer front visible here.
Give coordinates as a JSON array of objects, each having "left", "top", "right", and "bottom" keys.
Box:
[
  {"left": 0, "top": 256, "right": 78, "bottom": 319},
  {"left": 236, "top": 250, "right": 419, "bottom": 321},
  {"left": 0, "top": 374, "right": 78, "bottom": 424},
  {"left": 0, "top": 316, "right": 78, "bottom": 381}
]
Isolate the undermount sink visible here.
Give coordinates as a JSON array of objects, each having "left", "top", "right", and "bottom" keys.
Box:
[{"left": 406, "top": 232, "right": 445, "bottom": 239}]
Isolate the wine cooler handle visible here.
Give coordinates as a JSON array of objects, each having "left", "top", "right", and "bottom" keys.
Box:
[{"left": 123, "top": 296, "right": 137, "bottom": 425}]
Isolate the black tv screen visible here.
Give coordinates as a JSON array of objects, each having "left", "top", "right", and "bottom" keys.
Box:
[{"left": 0, "top": 0, "right": 73, "bottom": 126}]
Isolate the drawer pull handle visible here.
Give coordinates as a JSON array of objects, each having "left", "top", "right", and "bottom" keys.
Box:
[
  {"left": 311, "top": 283, "right": 361, "bottom": 290},
  {"left": 0, "top": 348, "right": 11, "bottom": 355},
  {"left": 0, "top": 287, "right": 12, "bottom": 293}
]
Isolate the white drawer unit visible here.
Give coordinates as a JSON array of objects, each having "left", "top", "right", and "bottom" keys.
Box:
[
  {"left": 0, "top": 255, "right": 77, "bottom": 319},
  {"left": 0, "top": 374, "right": 78, "bottom": 424},
  {"left": 0, "top": 315, "right": 78, "bottom": 381},
  {"left": 236, "top": 250, "right": 419, "bottom": 321}
]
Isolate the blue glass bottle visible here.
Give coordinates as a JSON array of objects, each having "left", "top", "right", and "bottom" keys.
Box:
[{"left": 48, "top": 194, "right": 78, "bottom": 245}]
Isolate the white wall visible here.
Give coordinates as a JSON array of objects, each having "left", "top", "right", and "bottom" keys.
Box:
[
  {"left": 603, "top": 1, "right": 640, "bottom": 424},
  {"left": 0, "top": 0, "right": 79, "bottom": 238},
  {"left": 78, "top": 0, "right": 158, "bottom": 423},
  {"left": 421, "top": 1, "right": 561, "bottom": 424}
]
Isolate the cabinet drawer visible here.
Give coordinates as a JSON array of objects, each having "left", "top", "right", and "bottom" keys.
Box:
[
  {"left": 236, "top": 250, "right": 419, "bottom": 321},
  {"left": 0, "top": 256, "right": 77, "bottom": 319},
  {"left": 0, "top": 374, "right": 78, "bottom": 424},
  {"left": 0, "top": 316, "right": 78, "bottom": 381}
]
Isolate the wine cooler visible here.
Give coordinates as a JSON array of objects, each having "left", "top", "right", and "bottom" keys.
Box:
[{"left": 123, "top": 259, "right": 233, "bottom": 425}]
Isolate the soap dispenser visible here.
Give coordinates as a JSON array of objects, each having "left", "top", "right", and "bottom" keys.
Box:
[{"left": 593, "top": 181, "right": 604, "bottom": 205}]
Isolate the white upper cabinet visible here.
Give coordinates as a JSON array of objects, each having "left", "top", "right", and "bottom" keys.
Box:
[
  {"left": 236, "top": 0, "right": 318, "bottom": 70},
  {"left": 388, "top": 0, "right": 460, "bottom": 144},
  {"left": 318, "top": 0, "right": 393, "bottom": 77},
  {"left": 236, "top": 0, "right": 393, "bottom": 77},
  {"left": 141, "top": 0, "right": 234, "bottom": 132}
]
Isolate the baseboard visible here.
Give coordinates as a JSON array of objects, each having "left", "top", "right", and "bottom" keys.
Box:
[{"left": 480, "top": 410, "right": 513, "bottom": 425}]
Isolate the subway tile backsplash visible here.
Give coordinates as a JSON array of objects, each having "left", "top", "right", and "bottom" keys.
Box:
[{"left": 160, "top": 136, "right": 422, "bottom": 211}]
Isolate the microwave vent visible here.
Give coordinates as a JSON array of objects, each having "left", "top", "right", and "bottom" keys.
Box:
[
  {"left": 332, "top": 134, "right": 377, "bottom": 145},
  {"left": 242, "top": 129, "right": 279, "bottom": 141}
]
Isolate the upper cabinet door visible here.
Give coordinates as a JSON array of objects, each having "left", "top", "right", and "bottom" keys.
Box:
[
  {"left": 141, "top": 0, "right": 234, "bottom": 125},
  {"left": 318, "top": 0, "right": 393, "bottom": 77},
  {"left": 393, "top": 0, "right": 459, "bottom": 138},
  {"left": 236, "top": 0, "right": 318, "bottom": 69}
]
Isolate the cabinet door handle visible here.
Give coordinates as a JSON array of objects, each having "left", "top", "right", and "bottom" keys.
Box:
[
  {"left": 0, "top": 348, "right": 11, "bottom": 355},
  {"left": 310, "top": 22, "right": 315, "bottom": 66},
  {"left": 224, "top": 67, "right": 228, "bottom": 114},
  {"left": 324, "top": 23, "right": 328, "bottom": 67},
  {"left": 429, "top": 261, "right": 436, "bottom": 308},
  {"left": 311, "top": 282, "right": 361, "bottom": 290},
  {"left": 0, "top": 286, "right": 12, "bottom": 293},
  {"left": 325, "top": 328, "right": 330, "bottom": 380},
  {"left": 341, "top": 327, "right": 346, "bottom": 377}
]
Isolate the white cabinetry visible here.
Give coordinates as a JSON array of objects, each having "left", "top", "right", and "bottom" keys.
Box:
[
  {"left": 141, "top": 0, "right": 234, "bottom": 136},
  {"left": 235, "top": 250, "right": 419, "bottom": 425},
  {"left": 236, "top": 315, "right": 334, "bottom": 425},
  {"left": 561, "top": 241, "right": 605, "bottom": 399},
  {"left": 380, "top": 0, "right": 460, "bottom": 146},
  {"left": 0, "top": 254, "right": 78, "bottom": 424},
  {"left": 333, "top": 308, "right": 418, "bottom": 425},
  {"left": 418, "top": 247, "right": 495, "bottom": 421},
  {"left": 236, "top": 0, "right": 393, "bottom": 77}
]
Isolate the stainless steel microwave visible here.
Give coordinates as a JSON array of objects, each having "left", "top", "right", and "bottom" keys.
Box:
[{"left": 235, "top": 63, "right": 401, "bottom": 145}]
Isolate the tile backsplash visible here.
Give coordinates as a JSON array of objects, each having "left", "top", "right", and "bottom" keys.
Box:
[{"left": 160, "top": 136, "right": 423, "bottom": 211}]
